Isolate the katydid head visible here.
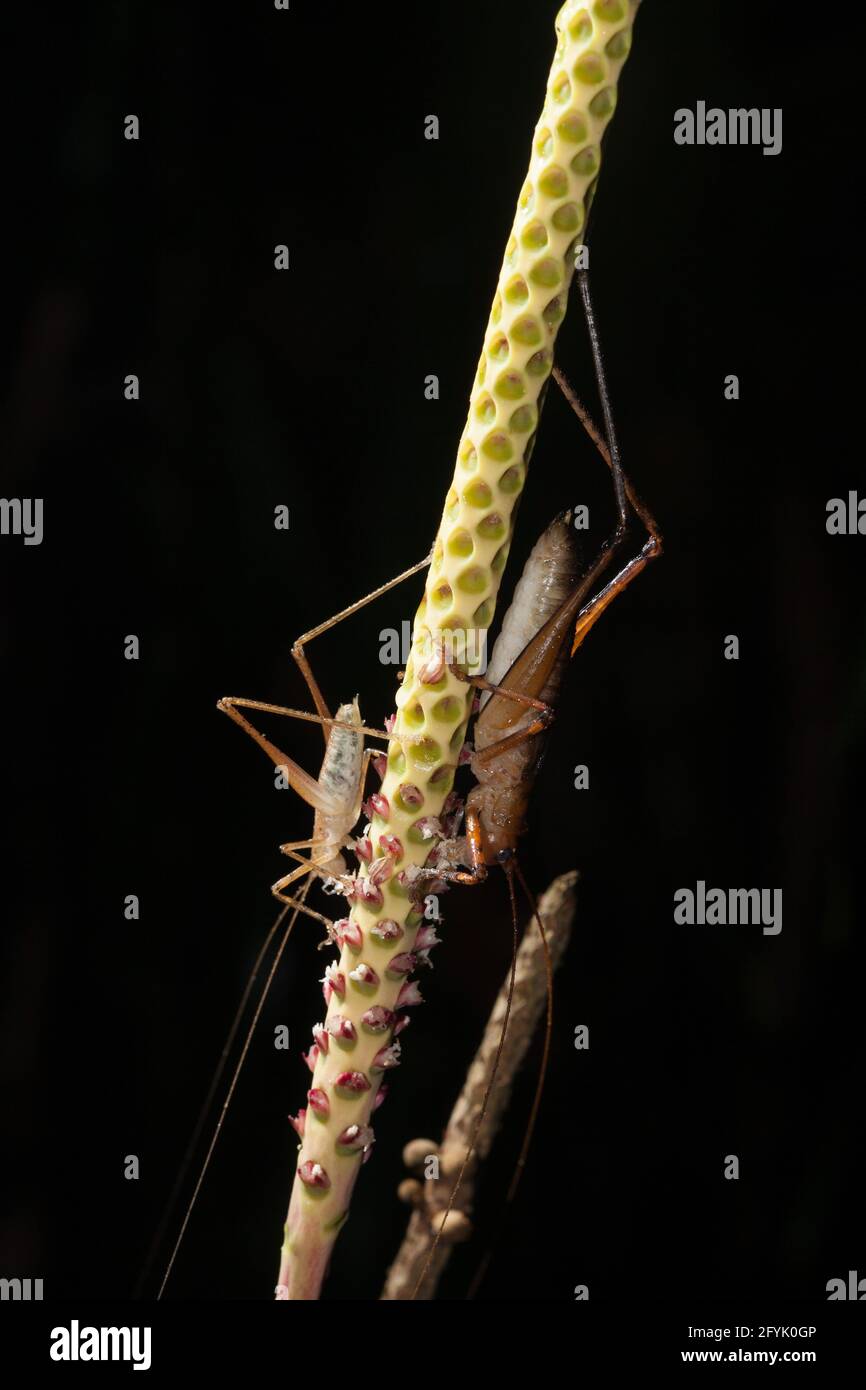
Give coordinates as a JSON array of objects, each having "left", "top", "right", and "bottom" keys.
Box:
[{"left": 465, "top": 783, "right": 527, "bottom": 865}]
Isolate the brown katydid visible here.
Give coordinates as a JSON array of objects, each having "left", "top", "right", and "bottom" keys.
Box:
[{"left": 405, "top": 268, "right": 662, "bottom": 1295}]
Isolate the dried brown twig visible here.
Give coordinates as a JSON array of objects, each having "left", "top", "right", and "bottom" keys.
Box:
[{"left": 381, "top": 870, "right": 578, "bottom": 1300}]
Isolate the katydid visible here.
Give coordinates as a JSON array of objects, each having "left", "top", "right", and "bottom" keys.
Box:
[{"left": 404, "top": 270, "right": 662, "bottom": 1294}]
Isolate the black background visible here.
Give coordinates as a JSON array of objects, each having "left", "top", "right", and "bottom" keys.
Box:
[{"left": 1, "top": 0, "right": 864, "bottom": 1307}]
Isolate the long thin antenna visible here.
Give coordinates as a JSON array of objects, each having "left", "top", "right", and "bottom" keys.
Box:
[
  {"left": 135, "top": 901, "right": 293, "bottom": 1297},
  {"left": 576, "top": 267, "right": 628, "bottom": 534},
  {"left": 157, "top": 883, "right": 309, "bottom": 1300},
  {"left": 505, "top": 861, "right": 554, "bottom": 1203}
]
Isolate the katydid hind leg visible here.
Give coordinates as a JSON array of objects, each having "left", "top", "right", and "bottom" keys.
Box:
[
  {"left": 575, "top": 267, "right": 628, "bottom": 536},
  {"left": 551, "top": 266, "right": 663, "bottom": 652},
  {"left": 552, "top": 364, "right": 663, "bottom": 549},
  {"left": 569, "top": 535, "right": 659, "bottom": 657}
]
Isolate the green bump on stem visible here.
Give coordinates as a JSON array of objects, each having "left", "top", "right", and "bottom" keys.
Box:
[
  {"left": 477, "top": 512, "right": 507, "bottom": 540},
  {"left": 494, "top": 369, "right": 525, "bottom": 400},
  {"left": 481, "top": 432, "right": 513, "bottom": 462},
  {"left": 491, "top": 542, "right": 510, "bottom": 575},
  {"left": 552, "top": 202, "right": 582, "bottom": 232},
  {"left": 521, "top": 219, "right": 549, "bottom": 250},
  {"left": 408, "top": 738, "right": 442, "bottom": 771},
  {"left": 551, "top": 72, "right": 572, "bottom": 104},
  {"left": 594, "top": 0, "right": 626, "bottom": 21},
  {"left": 511, "top": 314, "right": 543, "bottom": 346},
  {"left": 590, "top": 87, "right": 617, "bottom": 119},
  {"left": 456, "top": 565, "right": 489, "bottom": 594},
  {"left": 447, "top": 529, "right": 474, "bottom": 558},
  {"left": 509, "top": 403, "right": 537, "bottom": 433},
  {"left": 460, "top": 439, "right": 478, "bottom": 470},
  {"left": 504, "top": 274, "right": 529, "bottom": 305},
  {"left": 557, "top": 110, "right": 589, "bottom": 143},
  {"left": 574, "top": 51, "right": 605, "bottom": 84},
  {"left": 464, "top": 479, "right": 493, "bottom": 507},
  {"left": 431, "top": 695, "right": 462, "bottom": 722},
  {"left": 278, "top": 0, "right": 641, "bottom": 1303},
  {"left": 606, "top": 29, "right": 631, "bottom": 59}
]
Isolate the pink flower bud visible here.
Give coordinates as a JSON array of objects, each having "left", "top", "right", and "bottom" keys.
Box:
[
  {"left": 411, "top": 816, "right": 442, "bottom": 842},
  {"left": 288, "top": 1109, "right": 306, "bottom": 1137},
  {"left": 373, "top": 1083, "right": 390, "bottom": 1111},
  {"left": 354, "top": 836, "right": 373, "bottom": 862},
  {"left": 397, "top": 782, "right": 423, "bottom": 809},
  {"left": 378, "top": 833, "right": 404, "bottom": 861},
  {"left": 335, "top": 918, "right": 363, "bottom": 950},
  {"left": 302, "top": 1046, "right": 319, "bottom": 1074},
  {"left": 336, "top": 1123, "right": 374, "bottom": 1153},
  {"left": 321, "top": 964, "right": 345, "bottom": 1004},
  {"left": 307, "top": 1088, "right": 330, "bottom": 1117},
  {"left": 393, "top": 1014, "right": 411, "bottom": 1036},
  {"left": 370, "top": 918, "right": 404, "bottom": 943},
  {"left": 334, "top": 1071, "right": 371, "bottom": 1094},
  {"left": 368, "top": 854, "right": 394, "bottom": 887},
  {"left": 397, "top": 981, "right": 424, "bottom": 1008},
  {"left": 325, "top": 1016, "right": 357, "bottom": 1042},
  {"left": 368, "top": 793, "right": 390, "bottom": 820},
  {"left": 371, "top": 1042, "right": 402, "bottom": 1072},
  {"left": 349, "top": 962, "right": 380, "bottom": 988},
  {"left": 353, "top": 878, "right": 383, "bottom": 909},
  {"left": 312, "top": 1023, "right": 329, "bottom": 1053},
  {"left": 387, "top": 952, "right": 416, "bottom": 977},
  {"left": 361, "top": 1006, "right": 394, "bottom": 1033},
  {"left": 298, "top": 1159, "right": 330, "bottom": 1190},
  {"left": 417, "top": 636, "right": 447, "bottom": 685}
]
